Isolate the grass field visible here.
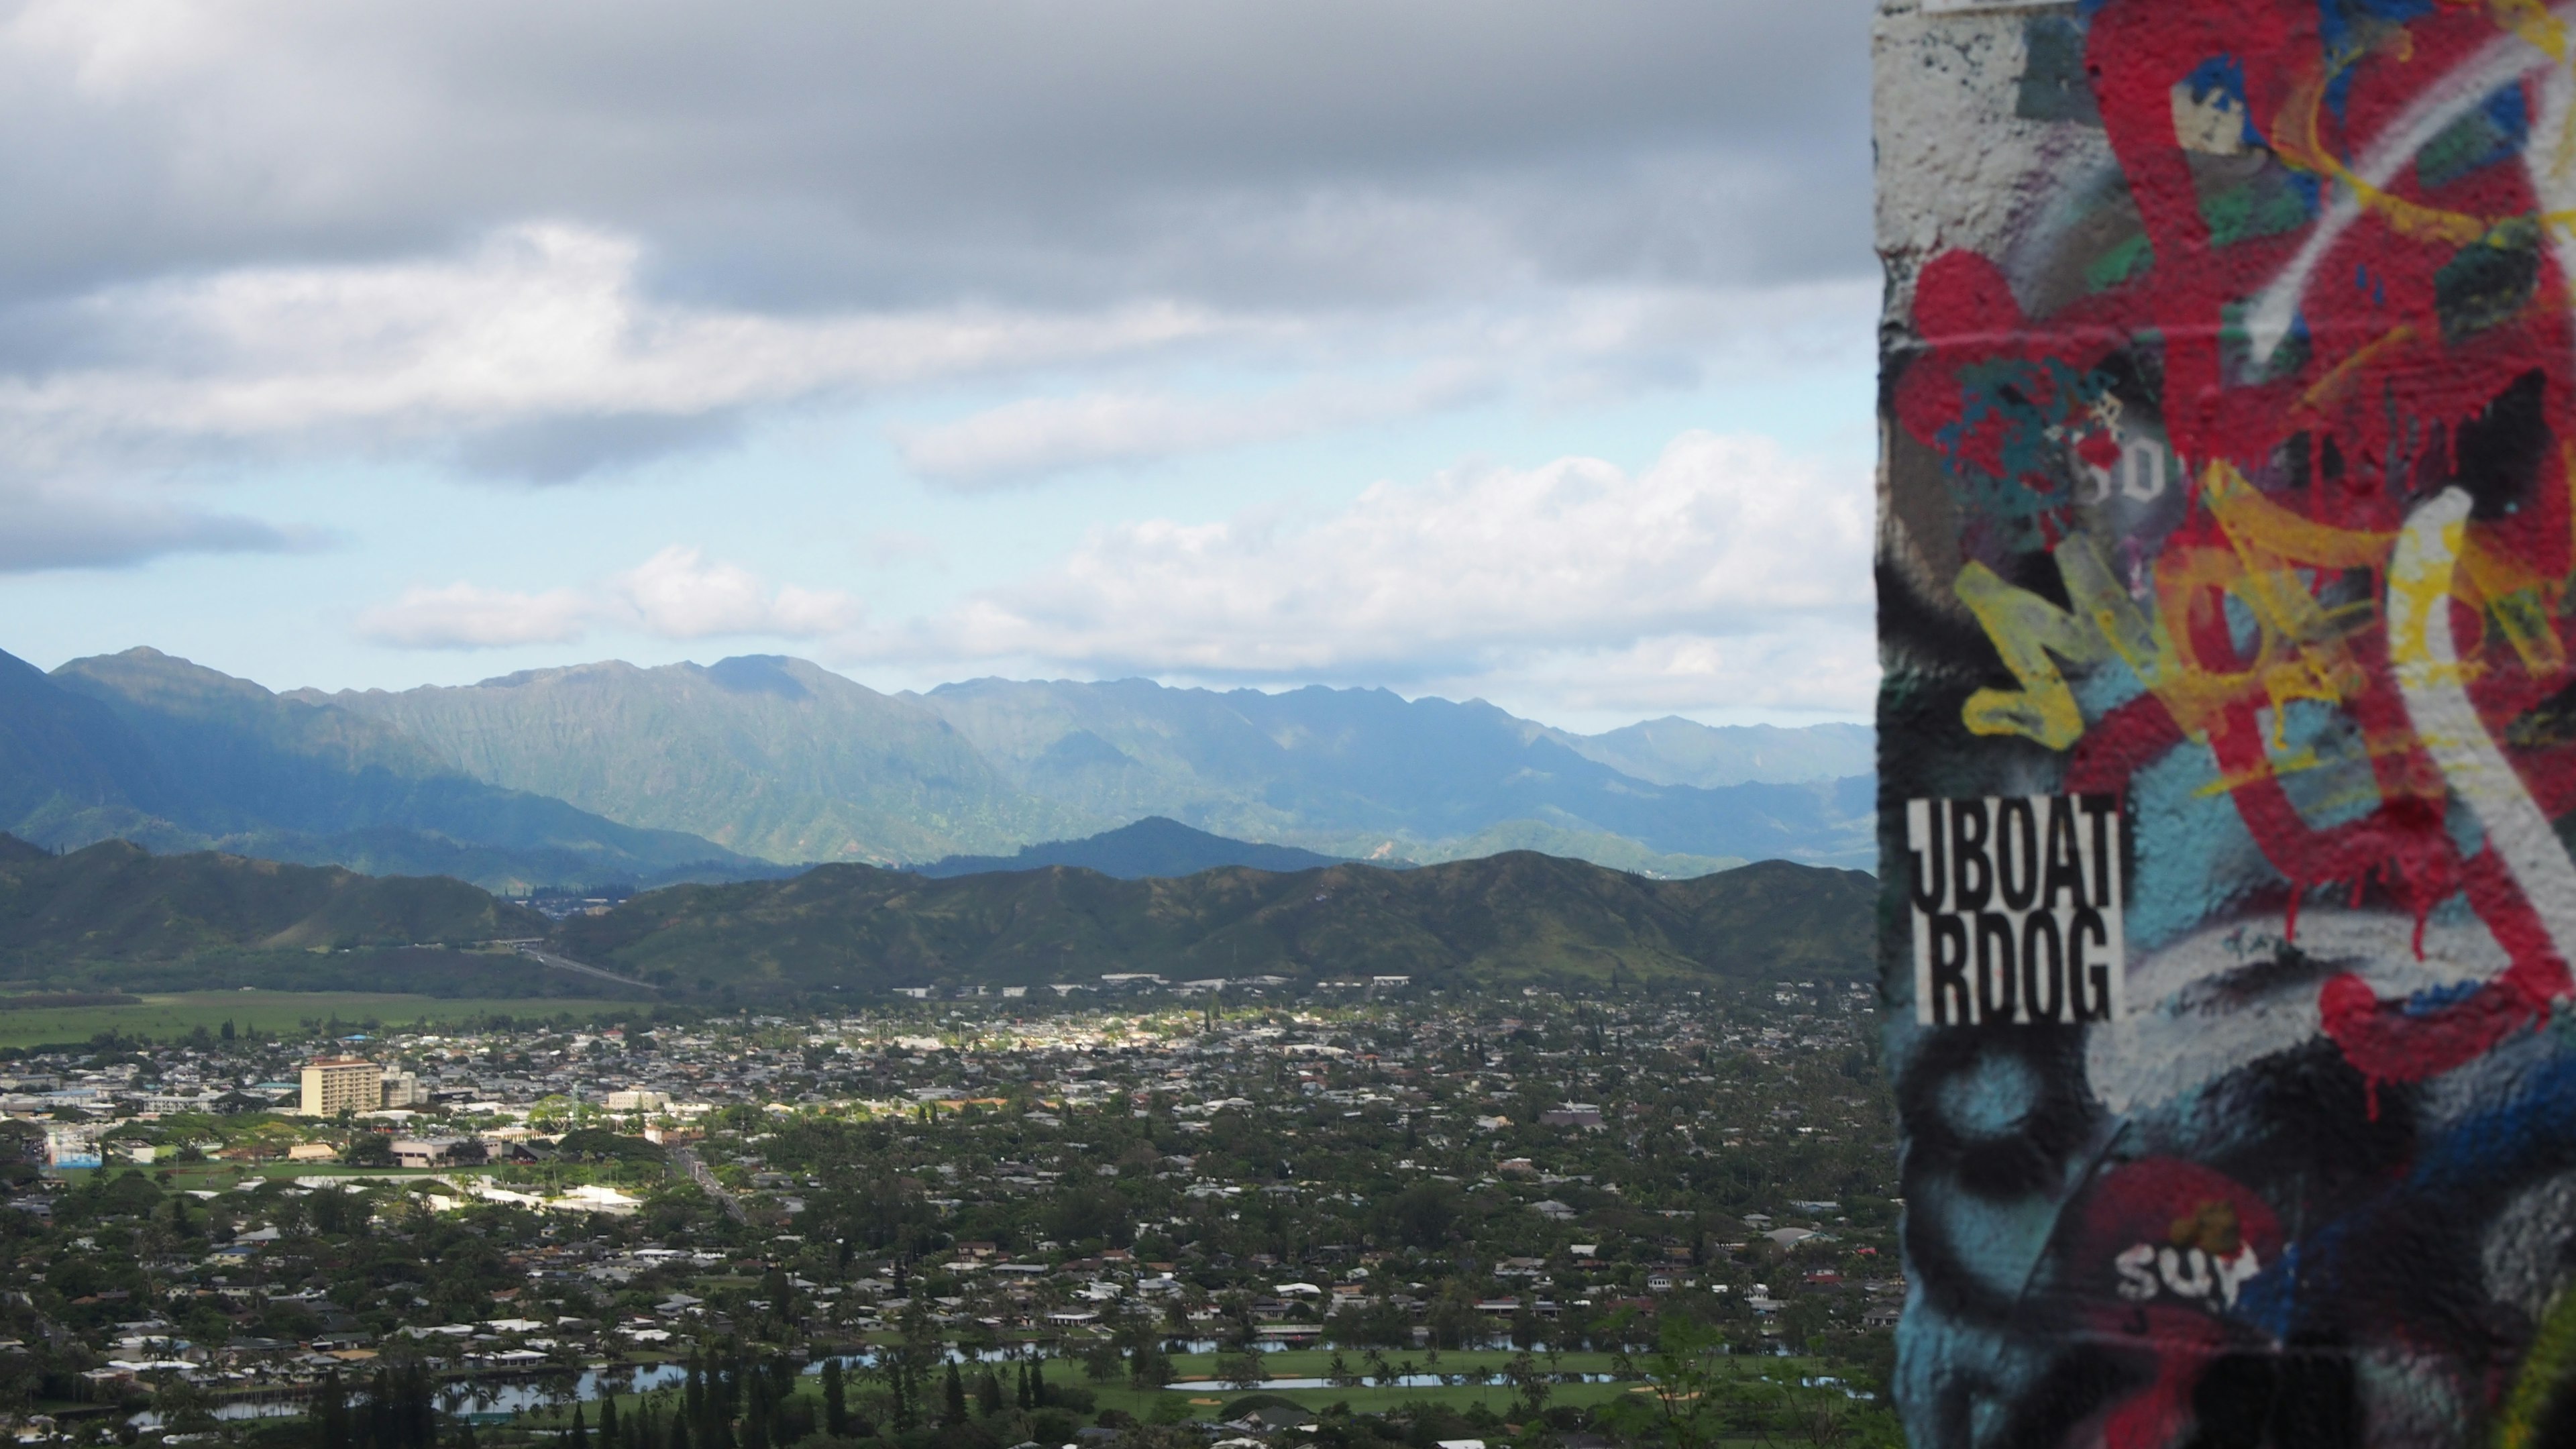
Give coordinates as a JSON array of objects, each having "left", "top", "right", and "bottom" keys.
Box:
[
  {"left": 1161, "top": 1348, "right": 1627, "bottom": 1381},
  {"left": 0, "top": 989, "right": 637, "bottom": 1049},
  {"left": 1089, "top": 1377, "right": 1629, "bottom": 1421},
  {"left": 1074, "top": 1348, "right": 1823, "bottom": 1422},
  {"left": 517, "top": 1347, "right": 1828, "bottom": 1431}
]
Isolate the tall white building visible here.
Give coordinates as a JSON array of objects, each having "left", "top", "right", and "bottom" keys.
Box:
[{"left": 300, "top": 1058, "right": 381, "bottom": 1116}]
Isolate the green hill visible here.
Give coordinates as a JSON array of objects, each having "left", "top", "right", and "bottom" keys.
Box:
[
  {"left": 0, "top": 837, "right": 548, "bottom": 968},
  {"left": 910, "top": 816, "right": 1349, "bottom": 879},
  {"left": 554, "top": 853, "right": 1876, "bottom": 996},
  {"left": 0, "top": 834, "right": 1874, "bottom": 1002}
]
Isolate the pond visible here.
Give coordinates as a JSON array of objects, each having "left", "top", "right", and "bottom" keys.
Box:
[
  {"left": 798, "top": 1346, "right": 1026, "bottom": 1377},
  {"left": 130, "top": 1403, "right": 305, "bottom": 1428},
  {"left": 447, "top": 1363, "right": 691, "bottom": 1420},
  {"left": 1163, "top": 1373, "right": 1619, "bottom": 1391}
]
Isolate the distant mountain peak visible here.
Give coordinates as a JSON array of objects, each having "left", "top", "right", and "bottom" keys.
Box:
[
  {"left": 701, "top": 655, "right": 815, "bottom": 700},
  {"left": 910, "top": 816, "right": 1348, "bottom": 881}
]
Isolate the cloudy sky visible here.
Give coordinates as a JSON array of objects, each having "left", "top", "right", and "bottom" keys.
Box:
[{"left": 0, "top": 0, "right": 1876, "bottom": 730}]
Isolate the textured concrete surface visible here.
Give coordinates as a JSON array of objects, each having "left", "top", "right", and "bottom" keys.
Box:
[{"left": 1876, "top": 1, "right": 2576, "bottom": 1442}]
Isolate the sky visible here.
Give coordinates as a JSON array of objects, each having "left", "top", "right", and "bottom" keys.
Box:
[{"left": 0, "top": 1, "right": 1878, "bottom": 734}]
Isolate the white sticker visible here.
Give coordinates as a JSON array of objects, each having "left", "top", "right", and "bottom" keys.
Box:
[{"left": 1907, "top": 795, "right": 2124, "bottom": 1026}]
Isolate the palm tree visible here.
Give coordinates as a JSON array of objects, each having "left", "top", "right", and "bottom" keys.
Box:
[{"left": 1325, "top": 1353, "right": 1362, "bottom": 1390}]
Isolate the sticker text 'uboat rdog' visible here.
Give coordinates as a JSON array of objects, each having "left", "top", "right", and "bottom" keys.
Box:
[{"left": 1907, "top": 795, "right": 2123, "bottom": 1026}]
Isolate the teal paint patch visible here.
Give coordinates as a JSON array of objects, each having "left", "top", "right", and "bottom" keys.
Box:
[{"left": 2125, "top": 741, "right": 2284, "bottom": 954}]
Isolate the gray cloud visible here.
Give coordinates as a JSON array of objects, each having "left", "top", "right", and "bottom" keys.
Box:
[
  {"left": 0, "top": 1, "right": 1872, "bottom": 316},
  {"left": 0, "top": 484, "right": 314, "bottom": 571},
  {"left": 451, "top": 409, "right": 745, "bottom": 484}
]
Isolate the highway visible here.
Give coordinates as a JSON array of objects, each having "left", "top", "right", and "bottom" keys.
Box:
[{"left": 671, "top": 1144, "right": 747, "bottom": 1223}]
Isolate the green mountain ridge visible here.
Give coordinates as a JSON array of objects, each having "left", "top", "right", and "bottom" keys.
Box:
[
  {"left": 909, "top": 676, "right": 1874, "bottom": 867},
  {"left": 909, "top": 816, "right": 1349, "bottom": 879},
  {"left": 557, "top": 851, "right": 1877, "bottom": 997},
  {"left": 307, "top": 655, "right": 1085, "bottom": 865},
  {"left": 0, "top": 835, "right": 1874, "bottom": 1000},
  {"left": 1546, "top": 717, "right": 1876, "bottom": 790},
  {"left": 0, "top": 836, "right": 548, "bottom": 971}
]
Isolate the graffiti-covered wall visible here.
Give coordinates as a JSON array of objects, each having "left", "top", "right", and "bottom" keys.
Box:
[{"left": 1876, "top": 1, "right": 2576, "bottom": 1444}]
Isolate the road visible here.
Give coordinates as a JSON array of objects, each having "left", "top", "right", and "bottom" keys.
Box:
[
  {"left": 671, "top": 1144, "right": 747, "bottom": 1223},
  {"left": 512, "top": 943, "right": 657, "bottom": 994}
]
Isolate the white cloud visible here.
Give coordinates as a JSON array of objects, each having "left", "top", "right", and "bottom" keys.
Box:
[
  {"left": 885, "top": 281, "right": 1875, "bottom": 486},
  {"left": 845, "top": 429, "right": 1876, "bottom": 712},
  {"left": 358, "top": 546, "right": 858, "bottom": 649},
  {"left": 0, "top": 225, "right": 1233, "bottom": 482},
  {"left": 1438, "top": 627, "right": 1882, "bottom": 719},
  {"left": 0, "top": 224, "right": 1871, "bottom": 484},
  {"left": 356, "top": 582, "right": 592, "bottom": 650},
  {"left": 352, "top": 432, "right": 1876, "bottom": 712},
  {"left": 610, "top": 546, "right": 860, "bottom": 640},
  {"left": 891, "top": 366, "right": 1499, "bottom": 487}
]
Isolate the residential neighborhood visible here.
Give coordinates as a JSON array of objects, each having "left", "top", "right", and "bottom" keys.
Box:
[{"left": 0, "top": 981, "right": 1902, "bottom": 1449}]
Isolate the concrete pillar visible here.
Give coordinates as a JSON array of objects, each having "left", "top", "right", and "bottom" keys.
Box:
[{"left": 1876, "top": 1, "right": 2576, "bottom": 1443}]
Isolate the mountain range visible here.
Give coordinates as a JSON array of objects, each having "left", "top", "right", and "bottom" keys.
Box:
[
  {"left": 1, "top": 645, "right": 1874, "bottom": 890},
  {"left": 1, "top": 648, "right": 765, "bottom": 893},
  {"left": 0, "top": 833, "right": 1876, "bottom": 1000},
  {"left": 558, "top": 853, "right": 1877, "bottom": 996}
]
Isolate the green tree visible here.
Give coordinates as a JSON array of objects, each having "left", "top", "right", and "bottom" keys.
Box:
[
  {"left": 1213, "top": 1348, "right": 1266, "bottom": 1392},
  {"left": 1502, "top": 1350, "right": 1551, "bottom": 1421},
  {"left": 1425, "top": 1283, "right": 1478, "bottom": 1349},
  {"left": 1127, "top": 1342, "right": 1173, "bottom": 1391},
  {"left": 317, "top": 1371, "right": 350, "bottom": 1449},
  {"left": 822, "top": 1360, "right": 848, "bottom": 1438},
  {"left": 152, "top": 1375, "right": 217, "bottom": 1436},
  {"left": 1606, "top": 1316, "right": 1768, "bottom": 1449}
]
